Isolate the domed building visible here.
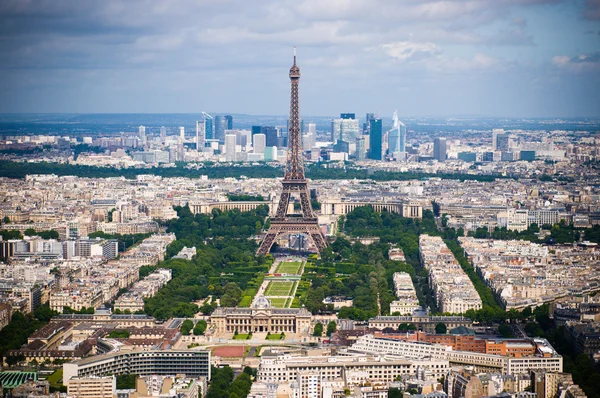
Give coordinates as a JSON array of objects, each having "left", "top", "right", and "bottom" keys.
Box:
[{"left": 210, "top": 295, "right": 312, "bottom": 336}]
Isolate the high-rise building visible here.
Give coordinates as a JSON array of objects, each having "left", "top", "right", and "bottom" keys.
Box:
[
  {"left": 340, "top": 113, "right": 355, "bottom": 120},
  {"left": 214, "top": 116, "right": 229, "bottom": 142},
  {"left": 356, "top": 137, "right": 366, "bottom": 160},
  {"left": 251, "top": 125, "right": 262, "bottom": 136},
  {"left": 159, "top": 126, "right": 166, "bottom": 144},
  {"left": 387, "top": 111, "right": 407, "bottom": 155},
  {"left": 496, "top": 134, "right": 510, "bottom": 152},
  {"left": 368, "top": 118, "right": 383, "bottom": 160},
  {"left": 195, "top": 120, "right": 204, "bottom": 151},
  {"left": 253, "top": 133, "right": 266, "bottom": 154},
  {"left": 264, "top": 146, "right": 277, "bottom": 162},
  {"left": 331, "top": 117, "right": 360, "bottom": 144},
  {"left": 225, "top": 115, "right": 233, "bottom": 129},
  {"left": 306, "top": 123, "right": 316, "bottom": 135},
  {"left": 205, "top": 118, "right": 213, "bottom": 140},
  {"left": 138, "top": 125, "right": 146, "bottom": 144},
  {"left": 302, "top": 132, "right": 315, "bottom": 150},
  {"left": 178, "top": 126, "right": 185, "bottom": 141},
  {"left": 492, "top": 128, "right": 505, "bottom": 150},
  {"left": 434, "top": 137, "right": 447, "bottom": 161},
  {"left": 364, "top": 113, "right": 375, "bottom": 134},
  {"left": 262, "top": 126, "right": 279, "bottom": 147},
  {"left": 225, "top": 134, "right": 237, "bottom": 162}
]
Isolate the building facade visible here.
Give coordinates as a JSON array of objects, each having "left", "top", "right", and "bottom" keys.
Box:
[{"left": 211, "top": 296, "right": 312, "bottom": 335}]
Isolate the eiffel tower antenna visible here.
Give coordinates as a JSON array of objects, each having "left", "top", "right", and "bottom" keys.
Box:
[{"left": 257, "top": 48, "right": 327, "bottom": 255}]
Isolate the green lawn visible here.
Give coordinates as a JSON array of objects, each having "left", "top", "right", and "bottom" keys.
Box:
[
  {"left": 275, "top": 261, "right": 302, "bottom": 274},
  {"left": 265, "top": 281, "right": 294, "bottom": 296},
  {"left": 233, "top": 333, "right": 251, "bottom": 340},
  {"left": 47, "top": 369, "right": 63, "bottom": 387},
  {"left": 269, "top": 298, "right": 288, "bottom": 308},
  {"left": 266, "top": 333, "right": 285, "bottom": 340}
]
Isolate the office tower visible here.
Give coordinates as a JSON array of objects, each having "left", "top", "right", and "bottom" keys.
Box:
[
  {"left": 159, "top": 126, "right": 166, "bottom": 144},
  {"left": 364, "top": 112, "right": 375, "bottom": 134},
  {"left": 257, "top": 49, "right": 327, "bottom": 255},
  {"left": 307, "top": 123, "right": 316, "bottom": 135},
  {"left": 399, "top": 122, "right": 407, "bottom": 152},
  {"left": 434, "top": 137, "right": 447, "bottom": 161},
  {"left": 340, "top": 113, "right": 355, "bottom": 119},
  {"left": 302, "top": 132, "right": 315, "bottom": 150},
  {"left": 331, "top": 116, "right": 360, "bottom": 144},
  {"left": 138, "top": 125, "right": 146, "bottom": 143},
  {"left": 178, "top": 126, "right": 185, "bottom": 141},
  {"left": 198, "top": 112, "right": 212, "bottom": 151},
  {"left": 253, "top": 133, "right": 266, "bottom": 154},
  {"left": 225, "top": 134, "right": 237, "bottom": 161},
  {"left": 496, "top": 134, "right": 510, "bottom": 152},
  {"left": 214, "top": 116, "right": 228, "bottom": 142},
  {"left": 205, "top": 117, "right": 213, "bottom": 140},
  {"left": 262, "top": 126, "right": 279, "bottom": 147},
  {"left": 368, "top": 118, "right": 383, "bottom": 160},
  {"left": 251, "top": 125, "right": 262, "bottom": 136},
  {"left": 356, "top": 137, "right": 366, "bottom": 160},
  {"left": 492, "top": 128, "right": 505, "bottom": 150},
  {"left": 388, "top": 111, "right": 407, "bottom": 155},
  {"left": 225, "top": 115, "right": 233, "bottom": 129},
  {"left": 264, "top": 146, "right": 277, "bottom": 162}
]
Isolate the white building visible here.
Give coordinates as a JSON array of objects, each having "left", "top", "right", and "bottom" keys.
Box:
[{"left": 225, "top": 134, "right": 237, "bottom": 162}]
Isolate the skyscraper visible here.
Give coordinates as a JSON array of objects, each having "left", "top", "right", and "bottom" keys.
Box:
[
  {"left": 159, "top": 126, "right": 166, "bottom": 144},
  {"left": 214, "top": 116, "right": 229, "bottom": 142},
  {"left": 434, "top": 137, "right": 447, "bottom": 161},
  {"left": 387, "top": 111, "right": 407, "bottom": 155},
  {"left": 331, "top": 115, "right": 359, "bottom": 144},
  {"left": 368, "top": 118, "right": 383, "bottom": 160},
  {"left": 251, "top": 125, "right": 262, "bottom": 136},
  {"left": 205, "top": 118, "right": 213, "bottom": 140},
  {"left": 138, "top": 125, "right": 146, "bottom": 144},
  {"left": 492, "top": 128, "right": 505, "bottom": 150},
  {"left": 178, "top": 126, "right": 185, "bottom": 142},
  {"left": 253, "top": 133, "right": 266, "bottom": 154},
  {"left": 225, "top": 115, "right": 233, "bottom": 130},
  {"left": 262, "top": 126, "right": 279, "bottom": 147},
  {"left": 364, "top": 113, "right": 375, "bottom": 134},
  {"left": 196, "top": 120, "right": 206, "bottom": 152},
  {"left": 225, "top": 134, "right": 237, "bottom": 161}
]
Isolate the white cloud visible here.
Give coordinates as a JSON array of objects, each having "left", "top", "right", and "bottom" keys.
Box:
[
  {"left": 379, "top": 41, "right": 441, "bottom": 62},
  {"left": 552, "top": 53, "right": 600, "bottom": 72}
]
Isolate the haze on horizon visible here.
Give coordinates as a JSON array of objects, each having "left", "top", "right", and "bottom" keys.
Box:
[{"left": 0, "top": 0, "right": 599, "bottom": 118}]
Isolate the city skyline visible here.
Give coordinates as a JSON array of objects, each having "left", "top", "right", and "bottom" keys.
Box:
[{"left": 0, "top": 1, "right": 599, "bottom": 117}]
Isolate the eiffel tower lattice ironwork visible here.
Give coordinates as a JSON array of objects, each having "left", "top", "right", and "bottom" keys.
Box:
[{"left": 257, "top": 49, "right": 327, "bottom": 255}]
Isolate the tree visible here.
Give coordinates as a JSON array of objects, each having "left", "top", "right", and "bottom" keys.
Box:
[
  {"left": 498, "top": 323, "right": 513, "bottom": 338},
  {"left": 435, "top": 322, "right": 447, "bottom": 334},
  {"left": 193, "top": 320, "right": 207, "bottom": 335},
  {"left": 34, "top": 304, "right": 58, "bottom": 322},
  {"left": 388, "top": 388, "right": 403, "bottom": 398},
  {"left": 313, "top": 322, "right": 323, "bottom": 337},
  {"left": 181, "top": 319, "right": 194, "bottom": 335},
  {"left": 326, "top": 321, "right": 337, "bottom": 337}
]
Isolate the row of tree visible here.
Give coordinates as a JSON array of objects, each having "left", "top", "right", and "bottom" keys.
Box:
[{"left": 0, "top": 160, "right": 507, "bottom": 182}]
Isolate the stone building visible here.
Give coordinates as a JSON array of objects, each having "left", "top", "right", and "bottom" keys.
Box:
[{"left": 211, "top": 296, "right": 311, "bottom": 335}]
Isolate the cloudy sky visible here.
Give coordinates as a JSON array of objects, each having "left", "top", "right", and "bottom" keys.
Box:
[{"left": 1, "top": 0, "right": 599, "bottom": 117}]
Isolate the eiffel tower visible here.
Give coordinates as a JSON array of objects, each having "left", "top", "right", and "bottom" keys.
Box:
[{"left": 256, "top": 49, "right": 327, "bottom": 255}]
